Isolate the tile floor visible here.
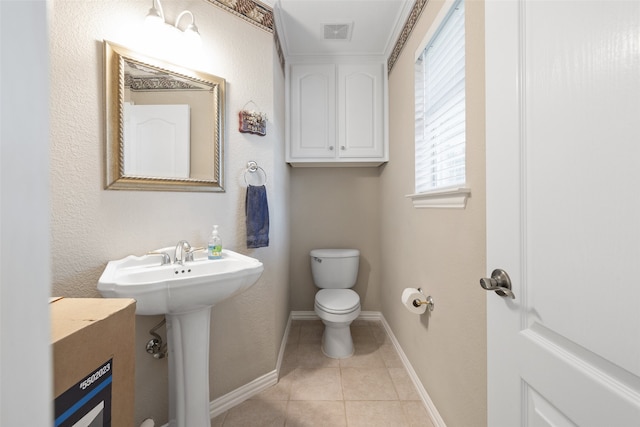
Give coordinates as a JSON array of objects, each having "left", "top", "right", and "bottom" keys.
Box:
[{"left": 211, "top": 319, "right": 435, "bottom": 427}]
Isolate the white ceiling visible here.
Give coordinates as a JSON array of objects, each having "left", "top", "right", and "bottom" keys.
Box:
[{"left": 269, "top": 0, "right": 413, "bottom": 59}]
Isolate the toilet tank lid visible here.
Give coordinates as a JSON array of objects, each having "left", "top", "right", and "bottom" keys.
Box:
[{"left": 310, "top": 249, "right": 359, "bottom": 258}]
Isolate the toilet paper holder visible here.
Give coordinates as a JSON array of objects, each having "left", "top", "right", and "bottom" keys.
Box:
[{"left": 413, "top": 289, "right": 435, "bottom": 312}]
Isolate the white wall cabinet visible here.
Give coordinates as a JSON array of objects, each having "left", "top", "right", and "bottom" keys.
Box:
[{"left": 287, "top": 62, "right": 388, "bottom": 167}]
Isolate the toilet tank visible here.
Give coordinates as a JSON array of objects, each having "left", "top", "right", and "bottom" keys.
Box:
[{"left": 310, "top": 249, "right": 359, "bottom": 289}]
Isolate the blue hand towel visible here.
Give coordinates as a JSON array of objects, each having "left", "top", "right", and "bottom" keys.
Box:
[{"left": 246, "top": 185, "right": 269, "bottom": 248}]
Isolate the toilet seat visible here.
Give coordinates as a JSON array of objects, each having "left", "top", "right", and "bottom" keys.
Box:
[{"left": 315, "top": 289, "right": 360, "bottom": 314}]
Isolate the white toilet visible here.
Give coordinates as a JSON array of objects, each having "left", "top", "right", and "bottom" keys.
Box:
[{"left": 310, "top": 248, "right": 361, "bottom": 358}]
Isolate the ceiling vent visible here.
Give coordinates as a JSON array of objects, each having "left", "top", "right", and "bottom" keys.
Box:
[{"left": 323, "top": 23, "right": 353, "bottom": 41}]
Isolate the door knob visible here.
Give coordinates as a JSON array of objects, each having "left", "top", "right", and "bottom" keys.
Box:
[{"left": 480, "top": 269, "right": 515, "bottom": 299}]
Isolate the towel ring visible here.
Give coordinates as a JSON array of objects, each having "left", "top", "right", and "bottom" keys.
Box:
[{"left": 244, "top": 161, "right": 267, "bottom": 186}]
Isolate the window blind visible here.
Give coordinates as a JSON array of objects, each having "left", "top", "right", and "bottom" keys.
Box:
[{"left": 415, "top": 0, "right": 465, "bottom": 193}]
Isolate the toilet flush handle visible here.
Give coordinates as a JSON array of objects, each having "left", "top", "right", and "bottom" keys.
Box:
[{"left": 312, "top": 257, "right": 322, "bottom": 263}]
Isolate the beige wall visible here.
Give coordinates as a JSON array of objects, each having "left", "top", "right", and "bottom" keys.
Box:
[
  {"left": 381, "top": 0, "right": 487, "bottom": 426},
  {"left": 49, "top": 1, "right": 289, "bottom": 425},
  {"left": 289, "top": 167, "right": 382, "bottom": 311}
]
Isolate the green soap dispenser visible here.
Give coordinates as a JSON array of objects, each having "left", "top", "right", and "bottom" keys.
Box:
[{"left": 208, "top": 225, "right": 222, "bottom": 259}]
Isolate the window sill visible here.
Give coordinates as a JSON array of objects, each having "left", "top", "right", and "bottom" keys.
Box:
[{"left": 406, "top": 187, "right": 471, "bottom": 209}]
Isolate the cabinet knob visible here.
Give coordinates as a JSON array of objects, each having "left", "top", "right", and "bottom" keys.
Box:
[
  {"left": 329, "top": 146, "right": 334, "bottom": 151},
  {"left": 341, "top": 146, "right": 346, "bottom": 150}
]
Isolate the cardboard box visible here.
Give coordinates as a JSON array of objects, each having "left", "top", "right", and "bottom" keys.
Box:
[{"left": 51, "top": 298, "right": 136, "bottom": 427}]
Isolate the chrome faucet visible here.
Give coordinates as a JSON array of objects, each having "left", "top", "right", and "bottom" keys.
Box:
[{"left": 174, "top": 240, "right": 193, "bottom": 265}]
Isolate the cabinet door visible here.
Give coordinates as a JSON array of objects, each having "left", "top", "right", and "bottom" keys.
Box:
[
  {"left": 290, "top": 64, "right": 336, "bottom": 159},
  {"left": 338, "top": 64, "right": 384, "bottom": 159}
]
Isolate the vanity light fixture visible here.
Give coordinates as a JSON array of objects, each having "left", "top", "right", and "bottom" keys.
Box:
[
  {"left": 144, "top": 0, "right": 202, "bottom": 47},
  {"left": 175, "top": 10, "right": 202, "bottom": 47},
  {"left": 144, "top": 0, "right": 165, "bottom": 27}
]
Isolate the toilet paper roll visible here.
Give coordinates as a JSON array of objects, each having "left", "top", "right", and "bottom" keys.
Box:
[
  {"left": 401, "top": 288, "right": 427, "bottom": 314},
  {"left": 140, "top": 419, "right": 155, "bottom": 427}
]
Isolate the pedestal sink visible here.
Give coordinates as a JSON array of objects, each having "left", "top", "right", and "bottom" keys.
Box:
[{"left": 98, "top": 248, "right": 264, "bottom": 427}]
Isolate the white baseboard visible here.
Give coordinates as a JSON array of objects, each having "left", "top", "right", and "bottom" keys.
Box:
[
  {"left": 377, "top": 315, "right": 447, "bottom": 427},
  {"left": 290, "top": 310, "right": 318, "bottom": 320},
  {"left": 290, "top": 310, "right": 382, "bottom": 321},
  {"left": 208, "top": 369, "right": 279, "bottom": 418},
  {"left": 187, "top": 310, "right": 446, "bottom": 427}
]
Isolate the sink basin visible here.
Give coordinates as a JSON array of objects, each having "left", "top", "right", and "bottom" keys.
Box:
[
  {"left": 98, "top": 248, "right": 264, "bottom": 315},
  {"left": 98, "top": 247, "right": 264, "bottom": 427}
]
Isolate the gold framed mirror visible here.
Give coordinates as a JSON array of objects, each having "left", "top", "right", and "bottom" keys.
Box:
[{"left": 104, "top": 41, "right": 225, "bottom": 192}]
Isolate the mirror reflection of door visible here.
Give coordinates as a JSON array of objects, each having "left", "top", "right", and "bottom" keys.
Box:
[
  {"left": 123, "top": 59, "right": 213, "bottom": 180},
  {"left": 123, "top": 103, "right": 190, "bottom": 178}
]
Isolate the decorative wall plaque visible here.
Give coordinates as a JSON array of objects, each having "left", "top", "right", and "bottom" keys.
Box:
[{"left": 239, "top": 101, "right": 267, "bottom": 136}]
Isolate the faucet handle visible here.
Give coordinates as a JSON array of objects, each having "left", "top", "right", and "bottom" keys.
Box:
[
  {"left": 185, "top": 247, "right": 204, "bottom": 263},
  {"left": 147, "top": 251, "right": 172, "bottom": 265}
]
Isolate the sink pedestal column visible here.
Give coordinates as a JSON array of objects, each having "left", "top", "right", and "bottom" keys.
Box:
[{"left": 166, "top": 307, "right": 212, "bottom": 427}]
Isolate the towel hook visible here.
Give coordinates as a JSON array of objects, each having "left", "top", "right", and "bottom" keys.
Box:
[{"left": 244, "top": 161, "right": 267, "bottom": 186}]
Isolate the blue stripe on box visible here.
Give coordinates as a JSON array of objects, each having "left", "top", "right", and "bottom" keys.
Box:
[{"left": 54, "top": 375, "right": 112, "bottom": 427}]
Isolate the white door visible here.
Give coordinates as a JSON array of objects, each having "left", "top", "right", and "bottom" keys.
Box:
[{"left": 485, "top": 1, "right": 640, "bottom": 426}]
